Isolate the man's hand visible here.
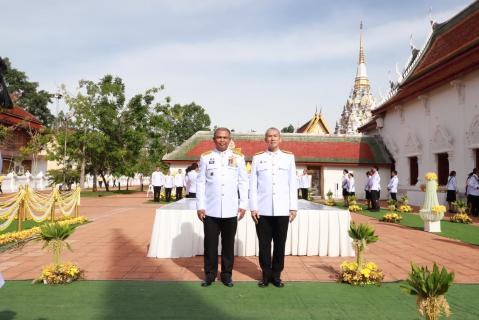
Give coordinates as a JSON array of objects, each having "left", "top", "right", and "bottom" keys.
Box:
[
  {"left": 237, "top": 208, "right": 246, "bottom": 221},
  {"left": 197, "top": 209, "right": 206, "bottom": 222},
  {"left": 251, "top": 210, "right": 260, "bottom": 224},
  {"left": 289, "top": 210, "right": 297, "bottom": 223}
]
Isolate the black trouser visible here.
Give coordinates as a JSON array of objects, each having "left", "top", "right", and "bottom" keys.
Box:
[
  {"left": 0, "top": 184, "right": 2, "bottom": 194},
  {"left": 153, "top": 186, "right": 161, "bottom": 202},
  {"left": 370, "top": 190, "right": 379, "bottom": 211},
  {"left": 165, "top": 188, "right": 172, "bottom": 202},
  {"left": 471, "top": 195, "right": 479, "bottom": 216},
  {"left": 176, "top": 187, "right": 183, "bottom": 200},
  {"left": 301, "top": 188, "right": 308, "bottom": 200},
  {"left": 99, "top": 181, "right": 103, "bottom": 188},
  {"left": 204, "top": 216, "right": 237, "bottom": 279},
  {"left": 256, "top": 215, "right": 289, "bottom": 280},
  {"left": 391, "top": 192, "right": 397, "bottom": 201},
  {"left": 189, "top": 192, "right": 196, "bottom": 199}
]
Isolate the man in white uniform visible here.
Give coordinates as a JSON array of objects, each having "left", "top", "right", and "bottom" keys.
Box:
[
  {"left": 468, "top": 168, "right": 479, "bottom": 217},
  {"left": 299, "top": 169, "right": 310, "bottom": 200},
  {"left": 188, "top": 164, "right": 199, "bottom": 198},
  {"left": 151, "top": 166, "right": 163, "bottom": 202},
  {"left": 369, "top": 166, "right": 380, "bottom": 212},
  {"left": 197, "top": 128, "right": 248, "bottom": 287},
  {"left": 250, "top": 127, "right": 298, "bottom": 288},
  {"left": 387, "top": 170, "right": 399, "bottom": 202},
  {"left": 174, "top": 169, "right": 185, "bottom": 200},
  {"left": 164, "top": 170, "right": 174, "bottom": 202}
]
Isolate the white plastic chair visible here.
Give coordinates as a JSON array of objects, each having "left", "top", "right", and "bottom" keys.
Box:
[{"left": 146, "top": 184, "right": 154, "bottom": 198}]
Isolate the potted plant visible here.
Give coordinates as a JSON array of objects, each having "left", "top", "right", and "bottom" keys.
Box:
[
  {"left": 325, "top": 190, "right": 336, "bottom": 206},
  {"left": 386, "top": 199, "right": 397, "bottom": 212},
  {"left": 35, "top": 222, "right": 76, "bottom": 265},
  {"left": 348, "top": 221, "right": 379, "bottom": 272},
  {"left": 399, "top": 262, "right": 454, "bottom": 320},
  {"left": 347, "top": 195, "right": 357, "bottom": 205},
  {"left": 401, "top": 195, "right": 409, "bottom": 206},
  {"left": 452, "top": 200, "right": 466, "bottom": 214}
]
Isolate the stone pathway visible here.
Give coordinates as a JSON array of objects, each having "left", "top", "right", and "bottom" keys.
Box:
[{"left": 1, "top": 194, "right": 479, "bottom": 283}]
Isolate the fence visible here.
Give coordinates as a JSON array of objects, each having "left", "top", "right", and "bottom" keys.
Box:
[{"left": 0, "top": 185, "right": 81, "bottom": 232}]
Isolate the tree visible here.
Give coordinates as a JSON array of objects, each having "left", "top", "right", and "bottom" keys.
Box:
[
  {"left": 1, "top": 57, "right": 54, "bottom": 127},
  {"left": 281, "top": 124, "right": 295, "bottom": 133}
]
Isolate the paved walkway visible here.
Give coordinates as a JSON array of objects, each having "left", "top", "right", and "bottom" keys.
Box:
[{"left": 1, "top": 194, "right": 479, "bottom": 283}]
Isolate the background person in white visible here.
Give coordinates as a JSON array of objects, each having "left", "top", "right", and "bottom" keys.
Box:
[
  {"left": 174, "top": 169, "right": 185, "bottom": 200},
  {"left": 446, "top": 171, "right": 459, "bottom": 213},
  {"left": 151, "top": 166, "right": 163, "bottom": 203},
  {"left": 342, "top": 169, "right": 349, "bottom": 206},
  {"left": 164, "top": 171, "right": 174, "bottom": 202},
  {"left": 387, "top": 170, "right": 398, "bottom": 202},
  {"left": 347, "top": 173, "right": 355, "bottom": 196},
  {"left": 250, "top": 127, "right": 298, "bottom": 288},
  {"left": 369, "top": 166, "right": 380, "bottom": 212},
  {"left": 468, "top": 168, "right": 479, "bottom": 217},
  {"left": 188, "top": 163, "right": 199, "bottom": 198},
  {"left": 196, "top": 128, "right": 248, "bottom": 287},
  {"left": 299, "top": 169, "right": 310, "bottom": 200}
]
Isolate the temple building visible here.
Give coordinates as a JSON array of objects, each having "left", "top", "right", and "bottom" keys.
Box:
[
  {"left": 358, "top": 1, "right": 479, "bottom": 202},
  {"left": 335, "top": 22, "right": 377, "bottom": 135},
  {"left": 296, "top": 108, "right": 331, "bottom": 134}
]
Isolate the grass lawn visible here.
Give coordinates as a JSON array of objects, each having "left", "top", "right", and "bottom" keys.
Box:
[
  {"left": 320, "top": 201, "right": 479, "bottom": 246},
  {"left": 80, "top": 188, "right": 142, "bottom": 197},
  {"left": 1, "top": 281, "right": 478, "bottom": 319},
  {"left": 0, "top": 220, "right": 90, "bottom": 236}
]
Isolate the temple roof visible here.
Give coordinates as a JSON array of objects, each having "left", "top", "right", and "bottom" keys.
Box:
[
  {"left": 0, "top": 105, "right": 44, "bottom": 130},
  {"left": 297, "top": 108, "right": 331, "bottom": 134},
  {"left": 354, "top": 21, "right": 370, "bottom": 89},
  {"left": 163, "top": 131, "right": 393, "bottom": 165},
  {"left": 371, "top": 1, "right": 479, "bottom": 116}
]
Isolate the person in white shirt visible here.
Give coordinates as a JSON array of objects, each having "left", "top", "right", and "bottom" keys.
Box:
[
  {"left": 184, "top": 167, "right": 191, "bottom": 197},
  {"left": 151, "top": 166, "right": 164, "bottom": 203},
  {"left": 296, "top": 171, "right": 301, "bottom": 199},
  {"left": 188, "top": 163, "right": 199, "bottom": 198},
  {"left": 468, "top": 168, "right": 479, "bottom": 217},
  {"left": 196, "top": 128, "right": 248, "bottom": 287},
  {"left": 342, "top": 169, "right": 349, "bottom": 206},
  {"left": 368, "top": 166, "right": 380, "bottom": 212},
  {"left": 250, "top": 127, "right": 298, "bottom": 288},
  {"left": 364, "top": 171, "right": 371, "bottom": 209},
  {"left": 174, "top": 169, "right": 185, "bottom": 200},
  {"left": 299, "top": 169, "right": 310, "bottom": 200},
  {"left": 387, "top": 170, "right": 399, "bottom": 203},
  {"left": 164, "top": 170, "right": 174, "bottom": 202},
  {"left": 347, "top": 173, "right": 355, "bottom": 196},
  {"left": 446, "top": 171, "right": 459, "bottom": 213},
  {"left": 466, "top": 172, "right": 473, "bottom": 214}
]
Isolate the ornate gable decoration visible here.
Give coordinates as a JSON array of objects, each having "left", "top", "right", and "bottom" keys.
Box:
[
  {"left": 466, "top": 114, "right": 479, "bottom": 147},
  {"left": 404, "top": 132, "right": 421, "bottom": 155},
  {"left": 430, "top": 124, "right": 452, "bottom": 151},
  {"left": 383, "top": 132, "right": 398, "bottom": 156}
]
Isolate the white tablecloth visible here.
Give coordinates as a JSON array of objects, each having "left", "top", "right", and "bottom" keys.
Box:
[
  {"left": 147, "top": 199, "right": 355, "bottom": 258},
  {"left": 407, "top": 191, "right": 447, "bottom": 207}
]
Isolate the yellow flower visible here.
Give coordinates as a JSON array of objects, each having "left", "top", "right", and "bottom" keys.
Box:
[
  {"left": 360, "top": 268, "right": 371, "bottom": 277},
  {"left": 425, "top": 172, "right": 438, "bottom": 181},
  {"left": 431, "top": 205, "right": 447, "bottom": 214}
]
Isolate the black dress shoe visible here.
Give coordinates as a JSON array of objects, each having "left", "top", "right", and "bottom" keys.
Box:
[
  {"left": 221, "top": 277, "right": 234, "bottom": 287},
  {"left": 258, "top": 278, "right": 270, "bottom": 288},
  {"left": 271, "top": 278, "right": 284, "bottom": 288},
  {"left": 201, "top": 276, "right": 215, "bottom": 287}
]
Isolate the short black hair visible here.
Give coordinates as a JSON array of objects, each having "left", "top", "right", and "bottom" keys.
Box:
[
  {"left": 214, "top": 127, "right": 231, "bottom": 137},
  {"left": 349, "top": 173, "right": 354, "bottom": 177},
  {"left": 449, "top": 171, "right": 456, "bottom": 176},
  {"left": 392, "top": 170, "right": 397, "bottom": 175},
  {"left": 373, "top": 166, "right": 379, "bottom": 171},
  {"left": 343, "top": 169, "right": 349, "bottom": 174},
  {"left": 191, "top": 163, "right": 198, "bottom": 170},
  {"left": 366, "top": 171, "right": 370, "bottom": 176}
]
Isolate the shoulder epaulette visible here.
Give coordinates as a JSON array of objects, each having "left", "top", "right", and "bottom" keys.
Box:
[
  {"left": 201, "top": 150, "right": 213, "bottom": 156},
  {"left": 255, "top": 151, "right": 265, "bottom": 155},
  {"left": 233, "top": 149, "right": 244, "bottom": 157},
  {"left": 282, "top": 150, "right": 293, "bottom": 154}
]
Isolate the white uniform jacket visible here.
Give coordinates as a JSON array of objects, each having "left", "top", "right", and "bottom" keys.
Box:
[
  {"left": 299, "top": 175, "right": 310, "bottom": 189},
  {"left": 364, "top": 177, "right": 370, "bottom": 191},
  {"left": 188, "top": 171, "right": 198, "bottom": 193},
  {"left": 164, "top": 175, "right": 174, "bottom": 188},
  {"left": 446, "top": 176, "right": 458, "bottom": 192},
  {"left": 151, "top": 171, "right": 163, "bottom": 187},
  {"left": 347, "top": 178, "right": 355, "bottom": 193},
  {"left": 174, "top": 174, "right": 184, "bottom": 187},
  {"left": 249, "top": 149, "right": 298, "bottom": 216},
  {"left": 388, "top": 176, "right": 398, "bottom": 193},
  {"left": 369, "top": 172, "right": 380, "bottom": 191},
  {"left": 196, "top": 148, "right": 248, "bottom": 218},
  {"left": 468, "top": 175, "right": 479, "bottom": 196}
]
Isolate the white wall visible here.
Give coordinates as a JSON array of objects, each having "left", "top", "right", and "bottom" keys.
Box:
[{"left": 371, "top": 69, "right": 479, "bottom": 199}]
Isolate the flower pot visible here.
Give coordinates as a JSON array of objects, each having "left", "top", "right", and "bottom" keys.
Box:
[
  {"left": 457, "top": 208, "right": 466, "bottom": 214},
  {"left": 403, "top": 200, "right": 408, "bottom": 206},
  {"left": 420, "top": 211, "right": 444, "bottom": 222}
]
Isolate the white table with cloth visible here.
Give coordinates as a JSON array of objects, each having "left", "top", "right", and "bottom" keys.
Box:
[
  {"left": 407, "top": 190, "right": 447, "bottom": 207},
  {"left": 147, "top": 199, "right": 355, "bottom": 259}
]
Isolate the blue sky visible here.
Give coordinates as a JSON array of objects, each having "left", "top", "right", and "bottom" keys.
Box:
[{"left": 1, "top": 0, "right": 473, "bottom": 132}]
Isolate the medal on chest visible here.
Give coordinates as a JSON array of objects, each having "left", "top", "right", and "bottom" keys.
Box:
[
  {"left": 209, "top": 157, "right": 215, "bottom": 164},
  {"left": 228, "top": 156, "right": 238, "bottom": 167}
]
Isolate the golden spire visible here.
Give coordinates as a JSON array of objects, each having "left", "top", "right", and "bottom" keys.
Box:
[{"left": 359, "top": 21, "right": 365, "bottom": 64}]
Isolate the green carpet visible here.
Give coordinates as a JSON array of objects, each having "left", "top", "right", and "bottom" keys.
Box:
[
  {"left": 321, "top": 201, "right": 479, "bottom": 246},
  {"left": 1, "top": 281, "right": 478, "bottom": 319}
]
